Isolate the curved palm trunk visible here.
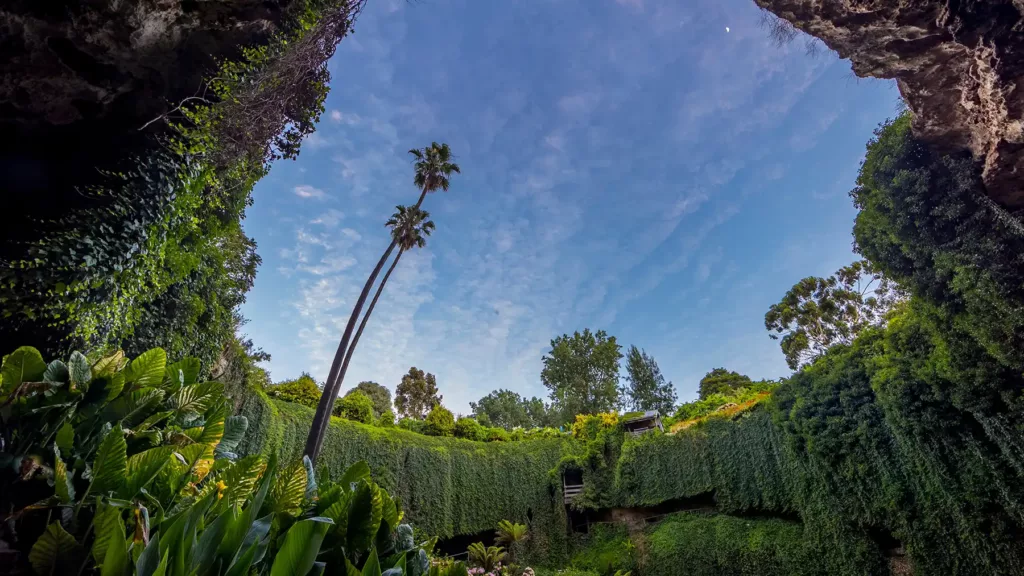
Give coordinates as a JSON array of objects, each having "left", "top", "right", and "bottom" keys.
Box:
[
  {"left": 334, "top": 248, "right": 405, "bottom": 399},
  {"left": 304, "top": 239, "right": 397, "bottom": 461}
]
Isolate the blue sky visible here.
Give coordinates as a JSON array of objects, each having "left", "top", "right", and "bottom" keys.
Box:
[{"left": 240, "top": 0, "right": 900, "bottom": 415}]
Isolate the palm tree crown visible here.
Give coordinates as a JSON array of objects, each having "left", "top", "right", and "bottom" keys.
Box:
[
  {"left": 386, "top": 205, "right": 435, "bottom": 251},
  {"left": 409, "top": 142, "right": 461, "bottom": 200}
]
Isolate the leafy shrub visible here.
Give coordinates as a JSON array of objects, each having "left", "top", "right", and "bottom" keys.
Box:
[
  {"left": 484, "top": 427, "right": 510, "bottom": 442},
  {"left": 334, "top": 389, "right": 375, "bottom": 423},
  {"left": 0, "top": 344, "right": 459, "bottom": 576},
  {"left": 645, "top": 514, "right": 826, "bottom": 576},
  {"left": 398, "top": 417, "right": 426, "bottom": 434},
  {"left": 378, "top": 408, "right": 396, "bottom": 427},
  {"left": 672, "top": 381, "right": 776, "bottom": 422},
  {"left": 454, "top": 416, "right": 484, "bottom": 440},
  {"left": 569, "top": 524, "right": 636, "bottom": 576},
  {"left": 423, "top": 405, "right": 456, "bottom": 437},
  {"left": 570, "top": 413, "right": 618, "bottom": 440},
  {"left": 267, "top": 372, "right": 321, "bottom": 408},
  {"left": 468, "top": 542, "right": 506, "bottom": 571}
]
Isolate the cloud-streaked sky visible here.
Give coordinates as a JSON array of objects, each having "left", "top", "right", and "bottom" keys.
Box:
[{"left": 240, "top": 0, "right": 900, "bottom": 414}]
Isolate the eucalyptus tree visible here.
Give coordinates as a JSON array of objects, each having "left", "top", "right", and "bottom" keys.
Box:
[{"left": 304, "top": 143, "right": 459, "bottom": 461}]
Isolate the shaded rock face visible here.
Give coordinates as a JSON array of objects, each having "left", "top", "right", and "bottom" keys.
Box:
[
  {"left": 0, "top": 0, "right": 297, "bottom": 201},
  {"left": 755, "top": 0, "right": 1024, "bottom": 209}
]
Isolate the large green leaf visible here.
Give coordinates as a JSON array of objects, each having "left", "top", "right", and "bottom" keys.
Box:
[
  {"left": 339, "top": 461, "right": 371, "bottom": 492},
  {"left": 107, "top": 389, "right": 165, "bottom": 426},
  {"left": 346, "top": 481, "right": 383, "bottom": 556},
  {"left": 165, "top": 358, "right": 200, "bottom": 389},
  {"left": 270, "top": 461, "right": 307, "bottom": 517},
  {"left": 92, "top": 350, "right": 126, "bottom": 378},
  {"left": 134, "top": 411, "right": 173, "bottom": 432},
  {"left": 43, "top": 360, "right": 69, "bottom": 384},
  {"left": 92, "top": 501, "right": 122, "bottom": 564},
  {"left": 169, "top": 382, "right": 223, "bottom": 415},
  {"left": 99, "top": 510, "right": 128, "bottom": 576},
  {"left": 2, "top": 346, "right": 46, "bottom": 394},
  {"left": 29, "top": 521, "right": 80, "bottom": 575},
  {"left": 55, "top": 422, "right": 74, "bottom": 453},
  {"left": 68, "top": 351, "right": 92, "bottom": 389},
  {"left": 191, "top": 507, "right": 233, "bottom": 575},
  {"left": 224, "top": 542, "right": 259, "bottom": 576},
  {"left": 324, "top": 490, "right": 352, "bottom": 539},
  {"left": 222, "top": 455, "right": 267, "bottom": 510},
  {"left": 380, "top": 491, "right": 399, "bottom": 531},
  {"left": 345, "top": 559, "right": 364, "bottom": 576},
  {"left": 91, "top": 427, "right": 127, "bottom": 495},
  {"left": 54, "top": 446, "right": 75, "bottom": 503},
  {"left": 125, "top": 349, "right": 167, "bottom": 388},
  {"left": 136, "top": 533, "right": 161, "bottom": 576},
  {"left": 121, "top": 447, "right": 173, "bottom": 498},
  {"left": 362, "top": 549, "right": 382, "bottom": 576},
  {"left": 215, "top": 416, "right": 248, "bottom": 458},
  {"left": 269, "top": 517, "right": 333, "bottom": 576},
  {"left": 196, "top": 403, "right": 228, "bottom": 446}
]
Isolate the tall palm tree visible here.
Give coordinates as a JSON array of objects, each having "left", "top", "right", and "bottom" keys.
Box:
[
  {"left": 333, "top": 206, "right": 433, "bottom": 398},
  {"left": 304, "top": 143, "right": 460, "bottom": 461},
  {"left": 408, "top": 142, "right": 460, "bottom": 208}
]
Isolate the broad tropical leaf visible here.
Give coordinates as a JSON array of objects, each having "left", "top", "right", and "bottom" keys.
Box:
[
  {"left": 380, "top": 491, "right": 399, "bottom": 531},
  {"left": 2, "top": 346, "right": 46, "bottom": 394},
  {"left": 345, "top": 559, "right": 363, "bottom": 576},
  {"left": 224, "top": 542, "right": 259, "bottom": 576},
  {"left": 43, "top": 360, "right": 69, "bottom": 384},
  {"left": 134, "top": 411, "right": 173, "bottom": 432},
  {"left": 339, "top": 461, "right": 371, "bottom": 492},
  {"left": 122, "top": 447, "right": 173, "bottom": 498},
  {"left": 362, "top": 548, "right": 382, "bottom": 576},
  {"left": 68, "top": 351, "right": 92, "bottom": 389},
  {"left": 91, "top": 427, "right": 127, "bottom": 495},
  {"left": 55, "top": 422, "right": 74, "bottom": 453},
  {"left": 54, "top": 446, "right": 75, "bottom": 503},
  {"left": 100, "top": 508, "right": 128, "bottom": 576},
  {"left": 169, "top": 382, "right": 222, "bottom": 415},
  {"left": 136, "top": 533, "right": 161, "bottom": 576},
  {"left": 221, "top": 455, "right": 267, "bottom": 509},
  {"left": 191, "top": 506, "right": 233, "bottom": 574},
  {"left": 92, "top": 501, "right": 122, "bottom": 564},
  {"left": 107, "top": 389, "right": 165, "bottom": 427},
  {"left": 270, "top": 461, "right": 307, "bottom": 517},
  {"left": 347, "top": 481, "right": 383, "bottom": 556},
  {"left": 196, "top": 403, "right": 228, "bottom": 446},
  {"left": 165, "top": 358, "right": 201, "bottom": 389},
  {"left": 92, "top": 350, "right": 126, "bottom": 378},
  {"left": 125, "top": 349, "right": 167, "bottom": 388},
  {"left": 215, "top": 416, "right": 248, "bottom": 459},
  {"left": 29, "top": 521, "right": 80, "bottom": 575},
  {"left": 268, "top": 517, "right": 333, "bottom": 576},
  {"left": 324, "top": 490, "right": 352, "bottom": 538}
]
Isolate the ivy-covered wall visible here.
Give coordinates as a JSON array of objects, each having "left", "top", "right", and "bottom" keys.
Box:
[{"left": 235, "top": 386, "right": 573, "bottom": 565}]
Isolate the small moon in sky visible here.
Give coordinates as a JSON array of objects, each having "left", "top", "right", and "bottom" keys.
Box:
[{"left": 725, "top": 26, "right": 730, "bottom": 33}]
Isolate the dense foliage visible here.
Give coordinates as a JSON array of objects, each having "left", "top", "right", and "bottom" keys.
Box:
[
  {"left": 471, "top": 389, "right": 553, "bottom": 430},
  {"left": 336, "top": 389, "right": 376, "bottom": 423},
  {"left": 267, "top": 373, "right": 322, "bottom": 408},
  {"left": 395, "top": 367, "right": 443, "bottom": 420},
  {"left": 695, "top": 368, "right": 751, "bottom": 400},
  {"left": 765, "top": 259, "right": 903, "bottom": 369},
  {"left": 621, "top": 346, "right": 675, "bottom": 415},
  {"left": 346, "top": 381, "right": 394, "bottom": 417},
  {"left": 541, "top": 330, "right": 623, "bottom": 424},
  {"left": 423, "top": 405, "right": 456, "bottom": 437}
]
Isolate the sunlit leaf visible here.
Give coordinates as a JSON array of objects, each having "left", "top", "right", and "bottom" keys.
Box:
[
  {"left": 269, "top": 517, "right": 333, "bottom": 576},
  {"left": 92, "top": 350, "right": 126, "bottom": 378},
  {"left": 30, "top": 522, "right": 80, "bottom": 575},
  {"left": 270, "top": 461, "right": 307, "bottom": 517},
  {"left": 54, "top": 446, "right": 75, "bottom": 503},
  {"left": 2, "top": 346, "right": 46, "bottom": 394},
  {"left": 125, "top": 349, "right": 166, "bottom": 388},
  {"left": 91, "top": 427, "right": 127, "bottom": 495},
  {"left": 68, "top": 351, "right": 91, "bottom": 389},
  {"left": 55, "top": 422, "right": 74, "bottom": 453}
]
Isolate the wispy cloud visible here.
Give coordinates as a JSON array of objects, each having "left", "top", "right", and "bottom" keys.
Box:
[{"left": 293, "top": 185, "right": 327, "bottom": 199}]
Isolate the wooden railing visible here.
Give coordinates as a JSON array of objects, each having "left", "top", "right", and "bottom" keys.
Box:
[{"left": 563, "top": 482, "right": 584, "bottom": 502}]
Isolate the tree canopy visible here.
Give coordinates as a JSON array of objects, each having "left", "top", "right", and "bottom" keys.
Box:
[
  {"left": 345, "top": 381, "right": 392, "bottom": 417},
  {"left": 764, "top": 259, "right": 903, "bottom": 369},
  {"left": 394, "top": 367, "right": 442, "bottom": 420},
  {"left": 622, "top": 346, "right": 676, "bottom": 415},
  {"left": 471, "top": 389, "right": 552, "bottom": 430},
  {"left": 697, "top": 368, "right": 752, "bottom": 400},
  {"left": 541, "top": 329, "right": 622, "bottom": 423}
]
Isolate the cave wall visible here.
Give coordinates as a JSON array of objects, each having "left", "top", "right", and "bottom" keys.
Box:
[
  {"left": 755, "top": 0, "right": 1024, "bottom": 210},
  {"left": 0, "top": 0, "right": 299, "bottom": 242}
]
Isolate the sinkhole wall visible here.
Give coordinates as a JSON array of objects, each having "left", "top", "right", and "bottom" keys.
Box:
[{"left": 233, "top": 310, "right": 1024, "bottom": 576}]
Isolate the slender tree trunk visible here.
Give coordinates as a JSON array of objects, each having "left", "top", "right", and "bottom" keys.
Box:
[
  {"left": 413, "top": 187, "right": 428, "bottom": 209},
  {"left": 304, "top": 239, "right": 397, "bottom": 461},
  {"left": 334, "top": 248, "right": 404, "bottom": 408}
]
